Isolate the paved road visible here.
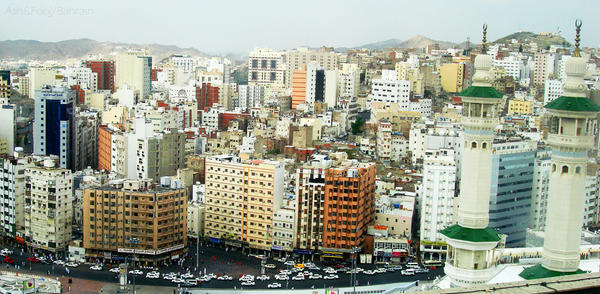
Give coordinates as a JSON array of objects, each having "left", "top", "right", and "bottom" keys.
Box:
[{"left": 0, "top": 241, "right": 444, "bottom": 290}]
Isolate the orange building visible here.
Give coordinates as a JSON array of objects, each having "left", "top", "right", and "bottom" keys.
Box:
[
  {"left": 97, "top": 125, "right": 112, "bottom": 171},
  {"left": 291, "top": 67, "right": 307, "bottom": 109},
  {"left": 322, "top": 162, "right": 376, "bottom": 257}
]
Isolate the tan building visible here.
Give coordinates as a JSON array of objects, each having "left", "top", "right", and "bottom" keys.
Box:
[
  {"left": 25, "top": 158, "right": 73, "bottom": 253},
  {"left": 507, "top": 99, "right": 533, "bottom": 115},
  {"left": 203, "top": 155, "right": 284, "bottom": 251},
  {"left": 440, "top": 62, "right": 465, "bottom": 93},
  {"left": 285, "top": 48, "right": 338, "bottom": 88},
  {"left": 83, "top": 179, "right": 187, "bottom": 264}
]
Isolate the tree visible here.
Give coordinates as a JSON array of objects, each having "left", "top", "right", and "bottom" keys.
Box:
[{"left": 351, "top": 117, "right": 364, "bottom": 135}]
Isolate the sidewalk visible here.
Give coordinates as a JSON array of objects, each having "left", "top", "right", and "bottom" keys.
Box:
[
  {"left": 100, "top": 282, "right": 177, "bottom": 294},
  {"left": 59, "top": 276, "right": 105, "bottom": 294}
]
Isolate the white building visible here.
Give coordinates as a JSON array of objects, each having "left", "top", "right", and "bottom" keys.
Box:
[
  {"left": 377, "top": 121, "right": 392, "bottom": 161},
  {"left": 0, "top": 154, "right": 29, "bottom": 238},
  {"left": 529, "top": 150, "right": 551, "bottom": 231},
  {"left": 28, "top": 67, "right": 59, "bottom": 99},
  {"left": 544, "top": 79, "right": 564, "bottom": 105},
  {"left": 238, "top": 85, "right": 265, "bottom": 109},
  {"left": 492, "top": 55, "right": 523, "bottom": 80},
  {"left": 0, "top": 103, "right": 16, "bottom": 154},
  {"left": 420, "top": 149, "right": 457, "bottom": 261},
  {"left": 187, "top": 202, "right": 205, "bottom": 238},
  {"left": 370, "top": 70, "right": 410, "bottom": 110},
  {"left": 248, "top": 48, "right": 286, "bottom": 86},
  {"left": 272, "top": 207, "right": 296, "bottom": 254},
  {"left": 409, "top": 98, "right": 433, "bottom": 117},
  {"left": 62, "top": 67, "right": 98, "bottom": 92},
  {"left": 25, "top": 159, "right": 73, "bottom": 252},
  {"left": 170, "top": 55, "right": 195, "bottom": 73}
]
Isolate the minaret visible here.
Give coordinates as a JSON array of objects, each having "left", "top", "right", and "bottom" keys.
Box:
[
  {"left": 520, "top": 20, "right": 600, "bottom": 279},
  {"left": 440, "top": 24, "right": 503, "bottom": 287}
]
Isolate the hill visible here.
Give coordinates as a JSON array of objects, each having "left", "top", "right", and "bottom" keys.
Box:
[
  {"left": 0, "top": 39, "right": 206, "bottom": 61},
  {"left": 494, "top": 31, "right": 570, "bottom": 49},
  {"left": 350, "top": 35, "right": 458, "bottom": 51}
]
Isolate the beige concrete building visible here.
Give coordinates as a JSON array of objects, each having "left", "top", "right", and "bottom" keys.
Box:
[
  {"left": 83, "top": 179, "right": 187, "bottom": 264},
  {"left": 203, "top": 155, "right": 284, "bottom": 251},
  {"left": 285, "top": 48, "right": 338, "bottom": 87},
  {"left": 28, "top": 67, "right": 59, "bottom": 99},
  {"left": 507, "top": 99, "right": 533, "bottom": 115},
  {"left": 187, "top": 202, "right": 205, "bottom": 239},
  {"left": 440, "top": 62, "right": 465, "bottom": 93},
  {"left": 25, "top": 158, "right": 73, "bottom": 252}
]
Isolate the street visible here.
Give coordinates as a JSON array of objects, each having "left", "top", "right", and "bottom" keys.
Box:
[{"left": 0, "top": 241, "right": 444, "bottom": 290}]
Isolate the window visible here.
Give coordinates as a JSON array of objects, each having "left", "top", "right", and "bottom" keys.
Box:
[{"left": 562, "top": 165, "right": 569, "bottom": 174}]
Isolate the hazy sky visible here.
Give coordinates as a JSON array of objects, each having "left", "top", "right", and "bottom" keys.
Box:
[{"left": 2, "top": 0, "right": 599, "bottom": 54}]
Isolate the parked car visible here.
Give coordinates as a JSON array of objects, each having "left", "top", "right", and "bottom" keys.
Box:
[
  {"left": 415, "top": 268, "right": 430, "bottom": 274},
  {"left": 324, "top": 274, "right": 339, "bottom": 280},
  {"left": 267, "top": 282, "right": 282, "bottom": 288},
  {"left": 217, "top": 275, "right": 232, "bottom": 280},
  {"left": 291, "top": 275, "right": 304, "bottom": 280},
  {"left": 0, "top": 249, "right": 13, "bottom": 256},
  {"left": 256, "top": 275, "right": 270, "bottom": 281},
  {"left": 284, "top": 261, "right": 295, "bottom": 266},
  {"left": 184, "top": 279, "right": 198, "bottom": 286},
  {"left": 89, "top": 265, "right": 102, "bottom": 271},
  {"left": 241, "top": 281, "right": 255, "bottom": 286},
  {"left": 172, "top": 278, "right": 185, "bottom": 284}
]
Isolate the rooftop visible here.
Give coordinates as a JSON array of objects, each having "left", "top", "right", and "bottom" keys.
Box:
[{"left": 440, "top": 224, "right": 501, "bottom": 243}]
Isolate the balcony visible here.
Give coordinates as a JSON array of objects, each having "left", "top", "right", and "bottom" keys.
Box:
[
  {"left": 443, "top": 261, "right": 500, "bottom": 287},
  {"left": 547, "top": 134, "right": 594, "bottom": 151},
  {"left": 461, "top": 117, "right": 497, "bottom": 131}
]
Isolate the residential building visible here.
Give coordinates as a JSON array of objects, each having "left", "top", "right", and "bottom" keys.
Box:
[
  {"left": 33, "top": 86, "right": 75, "bottom": 170},
  {"left": 294, "top": 161, "right": 329, "bottom": 253},
  {"left": 247, "top": 48, "right": 286, "bottom": 86},
  {"left": 420, "top": 149, "right": 457, "bottom": 261},
  {"left": 533, "top": 53, "right": 555, "bottom": 87},
  {"left": 0, "top": 70, "right": 10, "bottom": 100},
  {"left": 529, "top": 149, "right": 551, "bottom": 231},
  {"left": 440, "top": 62, "right": 466, "bottom": 93},
  {"left": 0, "top": 154, "right": 28, "bottom": 238},
  {"left": 507, "top": 99, "right": 533, "bottom": 115},
  {"left": 28, "top": 67, "right": 59, "bottom": 99},
  {"left": 0, "top": 104, "right": 16, "bottom": 154},
  {"left": 25, "top": 158, "right": 73, "bottom": 253},
  {"left": 322, "top": 161, "right": 375, "bottom": 258},
  {"left": 272, "top": 207, "right": 295, "bottom": 255},
  {"left": 238, "top": 85, "right": 265, "bottom": 109},
  {"left": 83, "top": 179, "right": 187, "bottom": 264},
  {"left": 377, "top": 121, "right": 392, "bottom": 161},
  {"left": 544, "top": 79, "right": 563, "bottom": 105},
  {"left": 73, "top": 109, "right": 99, "bottom": 171},
  {"left": 85, "top": 60, "right": 115, "bottom": 92},
  {"left": 203, "top": 155, "right": 284, "bottom": 251},
  {"left": 115, "top": 50, "right": 152, "bottom": 99},
  {"left": 285, "top": 48, "right": 338, "bottom": 88},
  {"left": 369, "top": 70, "right": 410, "bottom": 110}
]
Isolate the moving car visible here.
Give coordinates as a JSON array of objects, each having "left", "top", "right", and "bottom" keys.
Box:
[
  {"left": 109, "top": 268, "right": 120, "bottom": 273},
  {"left": 274, "top": 275, "right": 289, "bottom": 281},
  {"left": 401, "top": 269, "right": 415, "bottom": 275},
  {"left": 267, "top": 282, "right": 282, "bottom": 288},
  {"left": 415, "top": 268, "right": 430, "bottom": 274},
  {"left": 3, "top": 257, "right": 14, "bottom": 264},
  {"left": 217, "top": 275, "right": 233, "bottom": 280},
  {"left": 65, "top": 262, "right": 80, "bottom": 268},
  {"left": 0, "top": 249, "right": 13, "bottom": 256},
  {"left": 128, "top": 269, "right": 143, "bottom": 275},
  {"left": 284, "top": 261, "right": 295, "bottom": 266},
  {"left": 27, "top": 257, "right": 40, "bottom": 263},
  {"left": 324, "top": 274, "right": 339, "bottom": 280},
  {"left": 53, "top": 260, "right": 65, "bottom": 266},
  {"left": 256, "top": 275, "right": 270, "bottom": 281},
  {"left": 291, "top": 275, "right": 305, "bottom": 280},
  {"left": 241, "top": 281, "right": 255, "bottom": 286},
  {"left": 146, "top": 273, "right": 160, "bottom": 279},
  {"left": 172, "top": 278, "right": 185, "bottom": 284},
  {"left": 184, "top": 279, "right": 198, "bottom": 286},
  {"left": 264, "top": 263, "right": 276, "bottom": 269}
]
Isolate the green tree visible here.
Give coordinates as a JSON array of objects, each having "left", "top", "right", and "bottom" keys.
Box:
[{"left": 351, "top": 117, "right": 364, "bottom": 135}]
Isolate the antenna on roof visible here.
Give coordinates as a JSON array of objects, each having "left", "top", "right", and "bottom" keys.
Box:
[{"left": 573, "top": 19, "right": 582, "bottom": 57}]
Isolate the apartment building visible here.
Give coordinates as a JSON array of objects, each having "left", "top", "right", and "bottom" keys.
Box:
[
  {"left": 533, "top": 53, "right": 555, "bottom": 87},
  {"left": 377, "top": 121, "right": 392, "bottom": 161},
  {"left": 203, "top": 155, "right": 284, "bottom": 252},
  {"left": 285, "top": 48, "right": 338, "bottom": 88},
  {"left": 420, "top": 149, "right": 457, "bottom": 261},
  {"left": 294, "top": 161, "right": 330, "bottom": 253},
  {"left": 248, "top": 48, "right": 286, "bottom": 86},
  {"left": 322, "top": 161, "right": 375, "bottom": 257},
  {"left": 25, "top": 158, "right": 73, "bottom": 253},
  {"left": 272, "top": 207, "right": 295, "bottom": 255},
  {"left": 0, "top": 154, "right": 29, "bottom": 238},
  {"left": 115, "top": 50, "right": 152, "bottom": 98},
  {"left": 83, "top": 179, "right": 187, "bottom": 264},
  {"left": 369, "top": 70, "right": 410, "bottom": 110}
]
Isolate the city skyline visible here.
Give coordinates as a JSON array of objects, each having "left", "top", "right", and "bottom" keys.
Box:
[{"left": 2, "top": 0, "right": 599, "bottom": 54}]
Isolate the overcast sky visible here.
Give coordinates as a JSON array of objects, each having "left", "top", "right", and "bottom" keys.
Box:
[{"left": 2, "top": 0, "right": 598, "bottom": 54}]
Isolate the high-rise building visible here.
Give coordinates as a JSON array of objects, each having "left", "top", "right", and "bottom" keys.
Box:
[
  {"left": 322, "top": 161, "right": 375, "bottom": 258},
  {"left": 248, "top": 48, "right": 286, "bottom": 86},
  {"left": 440, "top": 62, "right": 466, "bottom": 93},
  {"left": 83, "top": 179, "right": 187, "bottom": 265},
  {"left": 529, "top": 149, "right": 551, "bottom": 231},
  {"left": 291, "top": 63, "right": 325, "bottom": 112},
  {"left": 0, "top": 104, "right": 16, "bottom": 154},
  {"left": 203, "top": 155, "right": 284, "bottom": 251},
  {"left": 489, "top": 139, "right": 534, "bottom": 247},
  {"left": 85, "top": 60, "right": 115, "bottom": 92},
  {"left": 521, "top": 25, "right": 600, "bottom": 279},
  {"left": 533, "top": 53, "right": 555, "bottom": 87},
  {"left": 25, "top": 158, "right": 73, "bottom": 252},
  {"left": 73, "top": 109, "right": 99, "bottom": 171},
  {"left": 116, "top": 50, "right": 152, "bottom": 99},
  {"left": 0, "top": 70, "right": 10, "bottom": 101},
  {"left": 238, "top": 85, "right": 265, "bottom": 109},
  {"left": 135, "top": 130, "right": 186, "bottom": 181},
  {"left": 33, "top": 86, "right": 75, "bottom": 170},
  {"left": 0, "top": 154, "right": 29, "bottom": 238},
  {"left": 285, "top": 48, "right": 338, "bottom": 88},
  {"left": 28, "top": 67, "right": 59, "bottom": 99},
  {"left": 294, "top": 161, "right": 329, "bottom": 253},
  {"left": 440, "top": 30, "right": 503, "bottom": 287},
  {"left": 197, "top": 83, "right": 219, "bottom": 112},
  {"left": 544, "top": 79, "right": 564, "bottom": 105},
  {"left": 420, "top": 149, "right": 457, "bottom": 261},
  {"left": 376, "top": 121, "right": 392, "bottom": 161}
]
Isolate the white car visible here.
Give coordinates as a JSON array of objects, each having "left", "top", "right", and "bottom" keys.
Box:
[
  {"left": 241, "top": 281, "right": 255, "bottom": 286},
  {"left": 1, "top": 249, "right": 13, "bottom": 256},
  {"left": 65, "top": 262, "right": 79, "bottom": 267},
  {"left": 309, "top": 274, "right": 322, "bottom": 279},
  {"left": 267, "top": 282, "right": 282, "bottom": 288},
  {"left": 256, "top": 275, "right": 270, "bottom": 281},
  {"left": 146, "top": 273, "right": 159, "bottom": 279},
  {"left": 275, "top": 275, "right": 289, "bottom": 281},
  {"left": 401, "top": 269, "right": 415, "bottom": 276},
  {"left": 172, "top": 278, "right": 185, "bottom": 284},
  {"left": 109, "top": 268, "right": 120, "bottom": 273},
  {"left": 324, "top": 274, "right": 339, "bottom": 279},
  {"left": 163, "top": 275, "right": 176, "bottom": 280},
  {"left": 54, "top": 260, "right": 65, "bottom": 266},
  {"left": 184, "top": 279, "right": 198, "bottom": 286},
  {"left": 129, "top": 270, "right": 143, "bottom": 275},
  {"left": 182, "top": 272, "right": 194, "bottom": 279},
  {"left": 280, "top": 269, "right": 292, "bottom": 275},
  {"left": 239, "top": 275, "right": 254, "bottom": 281},
  {"left": 284, "top": 261, "right": 295, "bottom": 266},
  {"left": 264, "top": 263, "right": 276, "bottom": 269},
  {"left": 291, "top": 275, "right": 305, "bottom": 280},
  {"left": 217, "top": 275, "right": 233, "bottom": 280},
  {"left": 207, "top": 273, "right": 217, "bottom": 279},
  {"left": 89, "top": 265, "right": 102, "bottom": 271}
]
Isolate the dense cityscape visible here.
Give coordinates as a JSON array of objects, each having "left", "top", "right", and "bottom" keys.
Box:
[{"left": 0, "top": 2, "right": 600, "bottom": 293}]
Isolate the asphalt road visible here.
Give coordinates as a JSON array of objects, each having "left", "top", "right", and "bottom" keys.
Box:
[{"left": 0, "top": 241, "right": 444, "bottom": 290}]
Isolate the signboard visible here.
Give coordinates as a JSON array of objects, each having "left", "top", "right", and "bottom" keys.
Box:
[
  {"left": 117, "top": 244, "right": 184, "bottom": 255},
  {"left": 373, "top": 225, "right": 387, "bottom": 230},
  {"left": 367, "top": 225, "right": 388, "bottom": 237},
  {"left": 209, "top": 237, "right": 221, "bottom": 244},
  {"left": 421, "top": 240, "right": 447, "bottom": 247},
  {"left": 326, "top": 289, "right": 339, "bottom": 294},
  {"left": 271, "top": 245, "right": 283, "bottom": 251},
  {"left": 293, "top": 249, "right": 313, "bottom": 255}
]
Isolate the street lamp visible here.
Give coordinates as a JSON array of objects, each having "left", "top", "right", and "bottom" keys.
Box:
[{"left": 129, "top": 237, "right": 140, "bottom": 294}]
